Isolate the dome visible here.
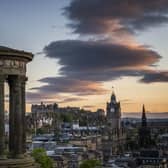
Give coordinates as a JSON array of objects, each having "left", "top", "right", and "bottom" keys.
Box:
[{"left": 0, "top": 46, "right": 33, "bottom": 62}]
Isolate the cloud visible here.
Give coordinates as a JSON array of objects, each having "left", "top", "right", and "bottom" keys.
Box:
[
  {"left": 140, "top": 70, "right": 168, "bottom": 83},
  {"left": 64, "top": 0, "right": 168, "bottom": 35},
  {"left": 26, "top": 39, "right": 167, "bottom": 99},
  {"left": 26, "top": 91, "right": 86, "bottom": 104},
  {"left": 26, "top": 92, "right": 54, "bottom": 103},
  {"left": 44, "top": 40, "right": 160, "bottom": 81},
  {"left": 31, "top": 77, "right": 108, "bottom": 96},
  {"left": 28, "top": 32, "right": 168, "bottom": 102},
  {"left": 27, "top": 0, "right": 168, "bottom": 103},
  {"left": 58, "top": 97, "right": 86, "bottom": 104}
]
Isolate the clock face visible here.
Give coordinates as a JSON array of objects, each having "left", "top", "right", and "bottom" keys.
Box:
[{"left": 110, "top": 108, "right": 115, "bottom": 112}]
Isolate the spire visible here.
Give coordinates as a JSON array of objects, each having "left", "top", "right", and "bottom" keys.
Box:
[
  {"left": 142, "top": 104, "right": 147, "bottom": 127},
  {"left": 111, "top": 86, "right": 116, "bottom": 103}
]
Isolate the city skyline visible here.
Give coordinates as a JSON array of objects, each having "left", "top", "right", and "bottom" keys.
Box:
[{"left": 1, "top": 0, "right": 168, "bottom": 114}]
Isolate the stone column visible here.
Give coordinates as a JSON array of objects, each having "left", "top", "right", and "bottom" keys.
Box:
[
  {"left": 0, "top": 75, "right": 5, "bottom": 158},
  {"left": 8, "top": 76, "right": 14, "bottom": 157},
  {"left": 8, "top": 75, "right": 23, "bottom": 158},
  {"left": 21, "top": 76, "right": 27, "bottom": 154}
]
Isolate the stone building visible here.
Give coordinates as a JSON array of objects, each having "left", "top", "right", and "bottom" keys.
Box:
[
  {"left": 102, "top": 91, "right": 126, "bottom": 162},
  {"left": 31, "top": 102, "right": 58, "bottom": 114},
  {"left": 31, "top": 102, "right": 58, "bottom": 129}
]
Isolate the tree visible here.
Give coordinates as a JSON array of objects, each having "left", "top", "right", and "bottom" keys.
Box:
[
  {"left": 80, "top": 159, "right": 101, "bottom": 168},
  {"left": 60, "top": 113, "right": 73, "bottom": 123},
  {"left": 31, "top": 148, "right": 53, "bottom": 168}
]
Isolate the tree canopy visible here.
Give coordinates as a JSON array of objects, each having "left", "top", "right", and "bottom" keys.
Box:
[{"left": 32, "top": 148, "right": 53, "bottom": 168}]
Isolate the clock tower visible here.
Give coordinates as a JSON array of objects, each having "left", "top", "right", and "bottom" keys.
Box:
[
  {"left": 106, "top": 91, "right": 121, "bottom": 130},
  {"left": 102, "top": 90, "right": 125, "bottom": 161}
]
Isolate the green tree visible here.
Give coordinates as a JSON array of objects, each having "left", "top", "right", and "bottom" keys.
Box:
[
  {"left": 80, "top": 159, "right": 101, "bottom": 168},
  {"left": 31, "top": 148, "right": 53, "bottom": 168},
  {"left": 60, "top": 113, "right": 73, "bottom": 123}
]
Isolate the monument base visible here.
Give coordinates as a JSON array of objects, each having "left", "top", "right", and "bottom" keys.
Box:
[{"left": 0, "top": 156, "right": 39, "bottom": 168}]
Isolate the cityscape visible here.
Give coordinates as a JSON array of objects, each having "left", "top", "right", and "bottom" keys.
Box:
[{"left": 0, "top": 0, "right": 168, "bottom": 168}]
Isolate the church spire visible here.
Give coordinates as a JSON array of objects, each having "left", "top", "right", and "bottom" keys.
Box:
[
  {"left": 139, "top": 104, "right": 152, "bottom": 148},
  {"left": 142, "top": 104, "right": 147, "bottom": 127}
]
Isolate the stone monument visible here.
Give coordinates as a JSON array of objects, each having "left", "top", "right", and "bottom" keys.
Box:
[{"left": 0, "top": 46, "right": 37, "bottom": 167}]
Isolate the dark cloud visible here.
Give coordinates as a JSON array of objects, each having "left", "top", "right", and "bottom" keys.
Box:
[
  {"left": 26, "top": 39, "right": 168, "bottom": 99},
  {"left": 28, "top": 39, "right": 168, "bottom": 100},
  {"left": 140, "top": 70, "right": 168, "bottom": 83},
  {"left": 44, "top": 40, "right": 160, "bottom": 81},
  {"left": 26, "top": 92, "right": 53, "bottom": 103},
  {"left": 64, "top": 0, "right": 168, "bottom": 35},
  {"left": 31, "top": 77, "right": 108, "bottom": 96}
]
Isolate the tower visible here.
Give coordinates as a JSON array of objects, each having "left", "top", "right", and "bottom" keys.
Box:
[
  {"left": 142, "top": 104, "right": 147, "bottom": 127},
  {"left": 102, "top": 90, "right": 125, "bottom": 161},
  {"left": 139, "top": 105, "right": 151, "bottom": 148},
  {"left": 106, "top": 91, "right": 121, "bottom": 130}
]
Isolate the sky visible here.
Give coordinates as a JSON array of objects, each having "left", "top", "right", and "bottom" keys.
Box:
[{"left": 0, "top": 0, "right": 168, "bottom": 114}]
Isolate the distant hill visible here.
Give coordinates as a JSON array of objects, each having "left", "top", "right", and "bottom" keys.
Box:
[{"left": 122, "top": 112, "right": 168, "bottom": 119}]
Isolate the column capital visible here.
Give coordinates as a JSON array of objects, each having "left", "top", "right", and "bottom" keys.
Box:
[
  {"left": 8, "top": 75, "right": 27, "bottom": 84},
  {"left": 8, "top": 76, "right": 21, "bottom": 90}
]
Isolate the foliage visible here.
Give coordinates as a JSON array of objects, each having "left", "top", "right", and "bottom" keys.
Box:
[
  {"left": 31, "top": 148, "right": 53, "bottom": 168},
  {"left": 80, "top": 159, "right": 101, "bottom": 168},
  {"left": 60, "top": 113, "right": 73, "bottom": 123}
]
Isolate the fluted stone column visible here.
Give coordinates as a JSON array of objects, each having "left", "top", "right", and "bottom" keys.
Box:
[
  {"left": 8, "top": 76, "right": 14, "bottom": 157},
  {"left": 0, "top": 75, "right": 5, "bottom": 158},
  {"left": 21, "top": 76, "right": 27, "bottom": 154},
  {"left": 8, "top": 75, "right": 23, "bottom": 158}
]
